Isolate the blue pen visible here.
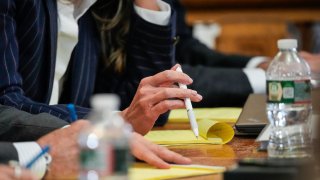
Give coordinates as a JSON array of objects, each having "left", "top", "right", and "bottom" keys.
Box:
[
  {"left": 25, "top": 145, "right": 50, "bottom": 169},
  {"left": 67, "top": 103, "right": 78, "bottom": 122}
]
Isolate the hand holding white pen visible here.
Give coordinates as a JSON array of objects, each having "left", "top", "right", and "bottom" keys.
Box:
[{"left": 176, "top": 66, "right": 199, "bottom": 139}]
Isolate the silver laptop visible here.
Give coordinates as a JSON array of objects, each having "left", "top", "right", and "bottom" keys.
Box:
[{"left": 235, "top": 94, "right": 268, "bottom": 135}]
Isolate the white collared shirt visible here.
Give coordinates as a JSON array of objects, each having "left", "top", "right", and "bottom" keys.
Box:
[
  {"left": 49, "top": 0, "right": 171, "bottom": 105},
  {"left": 243, "top": 56, "right": 267, "bottom": 94}
]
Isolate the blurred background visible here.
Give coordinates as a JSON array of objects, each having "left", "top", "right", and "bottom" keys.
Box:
[{"left": 180, "top": 0, "right": 320, "bottom": 57}]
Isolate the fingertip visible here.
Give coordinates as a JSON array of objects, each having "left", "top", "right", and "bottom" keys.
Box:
[
  {"left": 172, "top": 65, "right": 193, "bottom": 84},
  {"left": 191, "top": 94, "right": 203, "bottom": 102},
  {"left": 183, "top": 157, "right": 192, "bottom": 164},
  {"left": 181, "top": 76, "right": 193, "bottom": 85},
  {"left": 158, "top": 162, "right": 171, "bottom": 169},
  {"left": 190, "top": 90, "right": 197, "bottom": 95},
  {"left": 151, "top": 158, "right": 171, "bottom": 169},
  {"left": 171, "top": 64, "right": 180, "bottom": 70},
  {"left": 175, "top": 156, "right": 192, "bottom": 165}
]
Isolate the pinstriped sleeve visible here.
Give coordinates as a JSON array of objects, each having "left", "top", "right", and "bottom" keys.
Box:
[
  {"left": 0, "top": 1, "right": 21, "bottom": 93},
  {"left": 0, "top": 1, "right": 90, "bottom": 122}
]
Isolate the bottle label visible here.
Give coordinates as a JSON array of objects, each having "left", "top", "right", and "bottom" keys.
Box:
[
  {"left": 80, "top": 145, "right": 132, "bottom": 178},
  {"left": 267, "top": 80, "right": 311, "bottom": 104},
  {"left": 112, "top": 147, "right": 132, "bottom": 175}
]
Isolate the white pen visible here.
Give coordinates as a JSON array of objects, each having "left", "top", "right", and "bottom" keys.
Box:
[{"left": 176, "top": 66, "right": 199, "bottom": 139}]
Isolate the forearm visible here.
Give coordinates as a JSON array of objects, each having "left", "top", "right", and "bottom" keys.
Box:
[
  {"left": 124, "top": 12, "right": 175, "bottom": 107},
  {"left": 129, "top": 1, "right": 175, "bottom": 73},
  {"left": 95, "top": 4, "right": 176, "bottom": 108},
  {"left": 177, "top": 38, "right": 251, "bottom": 68},
  {"left": 182, "top": 65, "right": 253, "bottom": 107},
  {"left": 0, "top": 93, "right": 90, "bottom": 123},
  {"left": 0, "top": 105, "right": 69, "bottom": 141}
]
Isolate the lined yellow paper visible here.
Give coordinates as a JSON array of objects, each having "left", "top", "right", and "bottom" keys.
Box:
[
  {"left": 168, "top": 108, "right": 242, "bottom": 123},
  {"left": 129, "top": 163, "right": 225, "bottom": 180},
  {"left": 145, "top": 119, "right": 235, "bottom": 145}
]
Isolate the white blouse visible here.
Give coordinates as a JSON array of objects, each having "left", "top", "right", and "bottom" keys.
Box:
[{"left": 50, "top": 0, "right": 171, "bottom": 105}]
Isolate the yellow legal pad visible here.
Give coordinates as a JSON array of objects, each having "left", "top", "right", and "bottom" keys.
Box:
[
  {"left": 129, "top": 163, "right": 225, "bottom": 180},
  {"left": 145, "top": 119, "right": 235, "bottom": 145},
  {"left": 168, "top": 107, "right": 242, "bottom": 124}
]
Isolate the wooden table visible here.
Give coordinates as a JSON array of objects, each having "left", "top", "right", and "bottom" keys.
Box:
[
  {"left": 45, "top": 123, "right": 267, "bottom": 179},
  {"left": 154, "top": 123, "right": 267, "bottom": 180}
]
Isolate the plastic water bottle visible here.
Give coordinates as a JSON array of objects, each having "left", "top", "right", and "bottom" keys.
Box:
[
  {"left": 79, "top": 94, "right": 132, "bottom": 180},
  {"left": 266, "top": 39, "right": 313, "bottom": 158}
]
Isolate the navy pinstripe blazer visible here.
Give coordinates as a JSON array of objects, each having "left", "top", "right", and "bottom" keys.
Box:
[{"left": 0, "top": 0, "right": 175, "bottom": 123}]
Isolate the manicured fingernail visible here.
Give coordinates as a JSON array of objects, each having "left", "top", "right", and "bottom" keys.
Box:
[
  {"left": 186, "top": 157, "right": 192, "bottom": 162},
  {"left": 191, "top": 90, "right": 197, "bottom": 95},
  {"left": 197, "top": 94, "right": 203, "bottom": 100}
]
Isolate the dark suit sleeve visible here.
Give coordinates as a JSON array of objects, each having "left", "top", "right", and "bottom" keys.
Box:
[
  {"left": 168, "top": 0, "right": 253, "bottom": 107},
  {"left": 0, "top": 105, "right": 68, "bottom": 142},
  {"left": 0, "top": 142, "right": 18, "bottom": 164},
  {"left": 95, "top": 2, "right": 177, "bottom": 126},
  {"left": 172, "top": 0, "right": 252, "bottom": 68},
  {"left": 182, "top": 65, "right": 253, "bottom": 107},
  {"left": 177, "top": 38, "right": 252, "bottom": 68}
]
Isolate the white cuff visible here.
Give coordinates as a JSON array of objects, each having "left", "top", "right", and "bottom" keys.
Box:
[
  {"left": 243, "top": 68, "right": 266, "bottom": 94},
  {"left": 62, "top": 125, "right": 71, "bottom": 128},
  {"left": 246, "top": 56, "right": 269, "bottom": 68},
  {"left": 134, "top": 0, "right": 171, "bottom": 26},
  {"left": 13, "top": 142, "right": 47, "bottom": 179}
]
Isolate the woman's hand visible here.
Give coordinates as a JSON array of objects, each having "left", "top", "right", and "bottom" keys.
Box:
[
  {"left": 133, "top": 0, "right": 160, "bottom": 11},
  {"left": 120, "top": 64, "right": 202, "bottom": 135},
  {"left": 130, "top": 132, "right": 191, "bottom": 168}
]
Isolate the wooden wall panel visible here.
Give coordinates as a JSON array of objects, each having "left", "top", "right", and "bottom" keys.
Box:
[
  {"left": 181, "top": 0, "right": 320, "bottom": 9},
  {"left": 215, "top": 22, "right": 288, "bottom": 57},
  {"left": 179, "top": 0, "right": 320, "bottom": 56}
]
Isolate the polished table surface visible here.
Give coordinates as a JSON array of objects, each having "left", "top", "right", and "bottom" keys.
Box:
[
  {"left": 45, "top": 122, "right": 267, "bottom": 179},
  {"left": 153, "top": 123, "right": 267, "bottom": 180}
]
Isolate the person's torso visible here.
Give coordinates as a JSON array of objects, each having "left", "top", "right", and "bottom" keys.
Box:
[{"left": 15, "top": 0, "right": 101, "bottom": 107}]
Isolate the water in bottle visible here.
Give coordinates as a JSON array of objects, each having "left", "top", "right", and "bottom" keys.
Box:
[
  {"left": 79, "top": 94, "right": 132, "bottom": 180},
  {"left": 266, "top": 39, "right": 313, "bottom": 158}
]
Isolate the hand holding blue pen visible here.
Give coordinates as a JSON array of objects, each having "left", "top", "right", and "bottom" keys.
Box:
[
  {"left": 67, "top": 104, "right": 78, "bottom": 122},
  {"left": 25, "top": 145, "right": 50, "bottom": 169}
]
